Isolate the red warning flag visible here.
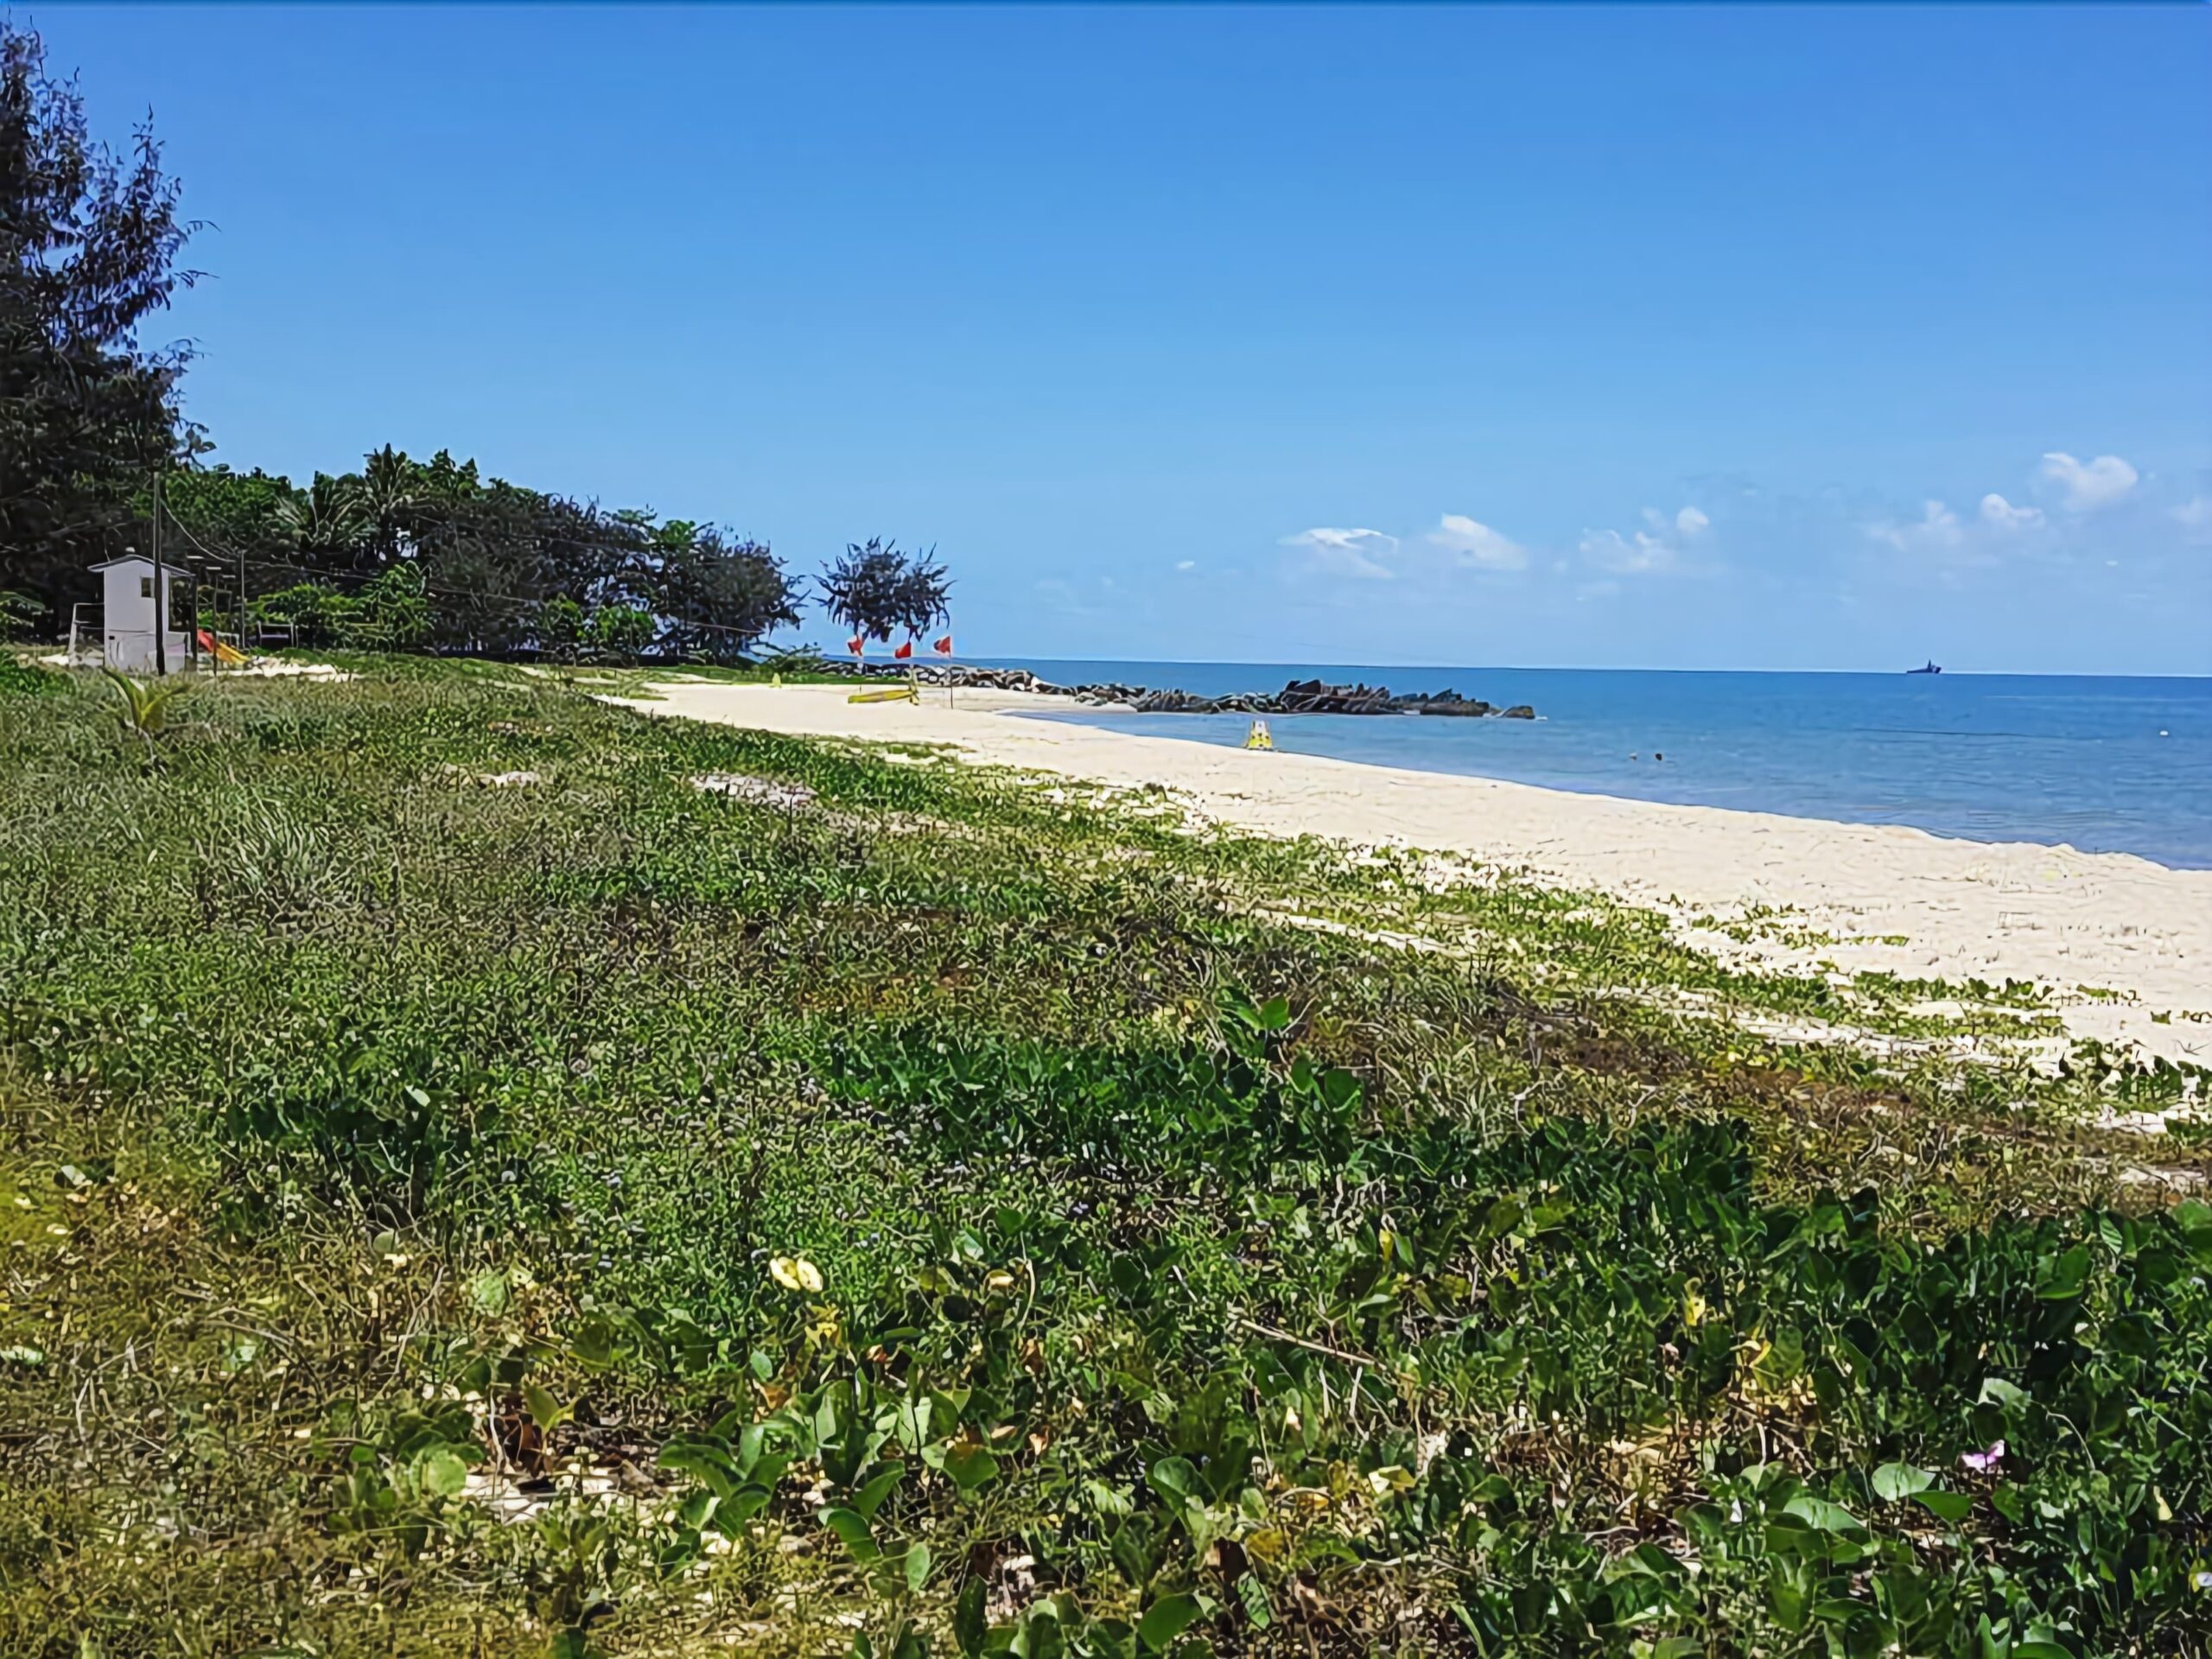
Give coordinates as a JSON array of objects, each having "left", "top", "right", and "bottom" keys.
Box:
[
  {"left": 846, "top": 635, "right": 865, "bottom": 657},
  {"left": 893, "top": 639, "right": 913, "bottom": 660},
  {"left": 931, "top": 634, "right": 954, "bottom": 657}
]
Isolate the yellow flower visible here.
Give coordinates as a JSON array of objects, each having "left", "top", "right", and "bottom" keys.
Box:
[{"left": 769, "top": 1255, "right": 824, "bottom": 1294}]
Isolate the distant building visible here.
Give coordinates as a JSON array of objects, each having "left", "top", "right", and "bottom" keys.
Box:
[{"left": 90, "top": 556, "right": 194, "bottom": 676}]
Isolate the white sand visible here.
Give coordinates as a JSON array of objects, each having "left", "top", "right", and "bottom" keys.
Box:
[{"left": 623, "top": 681, "right": 2212, "bottom": 1065}]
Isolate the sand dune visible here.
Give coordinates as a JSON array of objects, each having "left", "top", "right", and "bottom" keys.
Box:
[{"left": 622, "top": 680, "right": 2212, "bottom": 1065}]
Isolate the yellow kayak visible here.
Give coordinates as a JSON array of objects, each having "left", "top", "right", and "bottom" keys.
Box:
[{"left": 848, "top": 684, "right": 918, "bottom": 704}]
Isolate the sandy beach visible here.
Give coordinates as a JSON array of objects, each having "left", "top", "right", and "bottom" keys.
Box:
[{"left": 623, "top": 680, "right": 2212, "bottom": 1065}]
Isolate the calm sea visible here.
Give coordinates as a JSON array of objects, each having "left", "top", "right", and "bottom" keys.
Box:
[{"left": 979, "top": 661, "right": 2212, "bottom": 870}]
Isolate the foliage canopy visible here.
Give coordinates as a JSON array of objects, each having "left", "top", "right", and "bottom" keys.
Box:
[
  {"left": 0, "top": 20, "right": 197, "bottom": 633},
  {"left": 817, "top": 537, "right": 953, "bottom": 645}
]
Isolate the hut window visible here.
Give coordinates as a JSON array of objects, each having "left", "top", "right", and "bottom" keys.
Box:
[{"left": 140, "top": 577, "right": 153, "bottom": 599}]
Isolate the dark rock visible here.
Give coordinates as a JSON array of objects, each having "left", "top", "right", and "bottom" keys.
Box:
[
  {"left": 1274, "top": 678, "right": 1395, "bottom": 715},
  {"left": 815, "top": 659, "right": 1533, "bottom": 721},
  {"left": 1134, "top": 689, "right": 1220, "bottom": 714}
]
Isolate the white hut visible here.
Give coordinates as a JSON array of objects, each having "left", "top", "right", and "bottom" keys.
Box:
[{"left": 90, "top": 556, "right": 194, "bottom": 676}]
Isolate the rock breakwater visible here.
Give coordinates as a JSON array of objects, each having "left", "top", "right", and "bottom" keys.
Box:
[{"left": 824, "top": 662, "right": 1534, "bottom": 719}]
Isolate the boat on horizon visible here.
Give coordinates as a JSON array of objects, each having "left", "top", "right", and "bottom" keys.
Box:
[{"left": 1907, "top": 659, "right": 1942, "bottom": 675}]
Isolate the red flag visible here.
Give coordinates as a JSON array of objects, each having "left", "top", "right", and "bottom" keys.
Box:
[
  {"left": 846, "top": 635, "right": 865, "bottom": 657},
  {"left": 893, "top": 639, "right": 914, "bottom": 660},
  {"left": 931, "top": 634, "right": 954, "bottom": 657}
]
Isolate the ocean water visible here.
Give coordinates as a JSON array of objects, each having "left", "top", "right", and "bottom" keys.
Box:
[{"left": 980, "top": 661, "right": 2212, "bottom": 870}]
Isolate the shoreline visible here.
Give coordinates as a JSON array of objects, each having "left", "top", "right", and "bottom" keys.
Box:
[{"left": 621, "top": 679, "right": 2212, "bottom": 1065}]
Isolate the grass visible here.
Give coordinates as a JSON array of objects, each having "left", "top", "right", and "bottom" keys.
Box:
[{"left": 1, "top": 654, "right": 2207, "bottom": 1658}]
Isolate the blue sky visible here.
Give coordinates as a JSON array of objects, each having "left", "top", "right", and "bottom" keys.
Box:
[{"left": 52, "top": 3, "right": 2212, "bottom": 673}]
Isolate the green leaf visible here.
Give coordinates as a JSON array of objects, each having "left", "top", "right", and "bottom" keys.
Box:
[
  {"left": 904, "top": 1541, "right": 933, "bottom": 1594},
  {"left": 954, "top": 1574, "right": 988, "bottom": 1656},
  {"left": 1914, "top": 1489, "right": 1975, "bottom": 1524},
  {"left": 2033, "top": 1245, "right": 2090, "bottom": 1300},
  {"left": 0, "top": 1344, "right": 46, "bottom": 1367},
  {"left": 895, "top": 1394, "right": 933, "bottom": 1452},
  {"left": 1783, "top": 1493, "right": 1862, "bottom": 1535},
  {"left": 943, "top": 1441, "right": 1000, "bottom": 1493},
  {"left": 1872, "top": 1461, "right": 1934, "bottom": 1501},
  {"left": 820, "top": 1506, "right": 880, "bottom": 1562},
  {"left": 855, "top": 1465, "right": 905, "bottom": 1518},
  {"left": 709, "top": 1488, "right": 770, "bottom": 1536},
  {"left": 658, "top": 1440, "right": 739, "bottom": 1501},
  {"left": 1256, "top": 996, "right": 1292, "bottom": 1032},
  {"left": 567, "top": 1315, "right": 615, "bottom": 1369},
  {"left": 419, "top": 1446, "right": 468, "bottom": 1499},
  {"left": 1148, "top": 1456, "right": 1198, "bottom": 1500},
  {"left": 1978, "top": 1377, "right": 2030, "bottom": 1412},
  {"left": 1236, "top": 1573, "right": 1273, "bottom": 1629},
  {"left": 2174, "top": 1198, "right": 2212, "bottom": 1248},
  {"left": 522, "top": 1379, "right": 569, "bottom": 1433},
  {"left": 1136, "top": 1592, "right": 1203, "bottom": 1652}
]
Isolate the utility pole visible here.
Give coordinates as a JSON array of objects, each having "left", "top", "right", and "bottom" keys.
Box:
[{"left": 150, "top": 468, "right": 166, "bottom": 678}]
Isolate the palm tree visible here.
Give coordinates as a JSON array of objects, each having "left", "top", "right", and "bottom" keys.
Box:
[
  {"left": 277, "top": 474, "right": 369, "bottom": 561},
  {"left": 359, "top": 444, "right": 420, "bottom": 562}
]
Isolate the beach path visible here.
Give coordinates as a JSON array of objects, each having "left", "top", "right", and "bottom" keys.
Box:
[{"left": 620, "top": 680, "right": 2212, "bottom": 1065}]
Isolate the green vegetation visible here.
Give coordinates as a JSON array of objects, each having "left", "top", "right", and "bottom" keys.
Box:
[
  {"left": 2, "top": 658, "right": 2207, "bottom": 1658},
  {"left": 156, "top": 448, "right": 806, "bottom": 664},
  {"left": 0, "top": 652, "right": 64, "bottom": 696}
]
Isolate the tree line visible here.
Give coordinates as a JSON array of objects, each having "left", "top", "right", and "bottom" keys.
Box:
[
  {"left": 159, "top": 449, "right": 806, "bottom": 662},
  {"left": 0, "top": 21, "right": 948, "bottom": 663}
]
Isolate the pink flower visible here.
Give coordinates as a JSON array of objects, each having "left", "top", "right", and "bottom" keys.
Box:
[{"left": 1961, "top": 1440, "right": 2005, "bottom": 1473}]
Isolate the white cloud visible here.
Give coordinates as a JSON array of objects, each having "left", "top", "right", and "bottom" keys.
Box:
[
  {"left": 1580, "top": 526, "right": 1677, "bottom": 574},
  {"left": 1643, "top": 505, "right": 1709, "bottom": 537},
  {"left": 2171, "top": 496, "right": 2212, "bottom": 540},
  {"left": 1173, "top": 559, "right": 1197, "bottom": 572},
  {"left": 2039, "top": 451, "right": 2139, "bottom": 511},
  {"left": 1280, "top": 526, "right": 1395, "bottom": 581},
  {"left": 1978, "top": 493, "right": 2044, "bottom": 531},
  {"left": 1583, "top": 505, "right": 1711, "bottom": 575},
  {"left": 1425, "top": 513, "right": 1528, "bottom": 570},
  {"left": 1867, "top": 499, "right": 1963, "bottom": 553}
]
